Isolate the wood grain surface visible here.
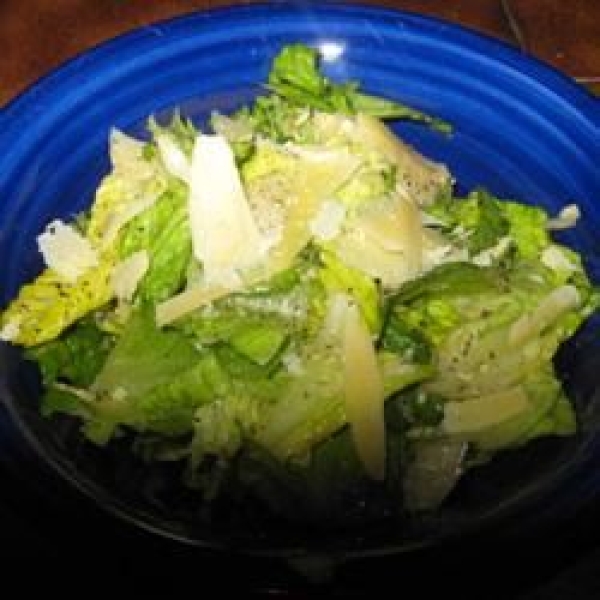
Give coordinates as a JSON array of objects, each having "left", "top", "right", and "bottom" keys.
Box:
[{"left": 1, "top": 0, "right": 598, "bottom": 107}]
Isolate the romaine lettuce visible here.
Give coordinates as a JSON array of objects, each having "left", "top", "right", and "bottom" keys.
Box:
[{"left": 1, "top": 43, "right": 596, "bottom": 520}]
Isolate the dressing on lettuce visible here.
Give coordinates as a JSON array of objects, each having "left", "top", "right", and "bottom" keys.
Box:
[{"left": 1, "top": 44, "right": 597, "bottom": 521}]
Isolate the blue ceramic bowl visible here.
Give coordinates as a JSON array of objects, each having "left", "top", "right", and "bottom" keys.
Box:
[{"left": 0, "top": 3, "right": 599, "bottom": 556}]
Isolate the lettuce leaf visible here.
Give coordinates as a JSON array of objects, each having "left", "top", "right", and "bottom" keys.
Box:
[
  {"left": 318, "top": 249, "right": 382, "bottom": 333},
  {"left": 118, "top": 181, "right": 192, "bottom": 303},
  {"left": 26, "top": 320, "right": 113, "bottom": 387},
  {"left": 92, "top": 307, "right": 200, "bottom": 398},
  {"left": 267, "top": 44, "right": 450, "bottom": 132},
  {"left": 426, "top": 188, "right": 552, "bottom": 261},
  {"left": 426, "top": 188, "right": 509, "bottom": 255},
  {"left": 0, "top": 130, "right": 168, "bottom": 346},
  {"left": 0, "top": 260, "right": 115, "bottom": 346}
]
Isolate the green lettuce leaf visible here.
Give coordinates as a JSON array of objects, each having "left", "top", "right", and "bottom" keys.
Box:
[
  {"left": 148, "top": 112, "right": 198, "bottom": 159},
  {"left": 426, "top": 188, "right": 509, "bottom": 255},
  {"left": 118, "top": 181, "right": 192, "bottom": 304},
  {"left": 0, "top": 258, "right": 115, "bottom": 348},
  {"left": 318, "top": 249, "right": 382, "bottom": 333},
  {"left": 426, "top": 189, "right": 552, "bottom": 261},
  {"left": 92, "top": 307, "right": 200, "bottom": 398},
  {"left": 0, "top": 130, "right": 168, "bottom": 347},
  {"left": 501, "top": 200, "right": 550, "bottom": 259},
  {"left": 267, "top": 43, "right": 450, "bottom": 132},
  {"left": 26, "top": 320, "right": 113, "bottom": 387},
  {"left": 131, "top": 352, "right": 228, "bottom": 435}
]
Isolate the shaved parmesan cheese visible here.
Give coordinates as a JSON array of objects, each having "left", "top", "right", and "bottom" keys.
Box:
[
  {"left": 109, "top": 130, "right": 159, "bottom": 187},
  {"left": 111, "top": 250, "right": 150, "bottom": 302},
  {"left": 359, "top": 193, "right": 423, "bottom": 256},
  {"left": 188, "top": 135, "right": 265, "bottom": 287},
  {"left": 471, "top": 236, "right": 512, "bottom": 267},
  {"left": 354, "top": 114, "right": 450, "bottom": 206},
  {"left": 256, "top": 150, "right": 360, "bottom": 279},
  {"left": 155, "top": 133, "right": 190, "bottom": 181},
  {"left": 309, "top": 200, "right": 346, "bottom": 241},
  {"left": 155, "top": 283, "right": 234, "bottom": 327},
  {"left": 547, "top": 204, "right": 580, "bottom": 230},
  {"left": 332, "top": 194, "right": 425, "bottom": 289},
  {"left": 0, "top": 319, "right": 21, "bottom": 342},
  {"left": 341, "top": 296, "right": 386, "bottom": 481},
  {"left": 38, "top": 220, "right": 99, "bottom": 282},
  {"left": 53, "top": 381, "right": 95, "bottom": 403},
  {"left": 285, "top": 143, "right": 357, "bottom": 164},
  {"left": 508, "top": 285, "right": 580, "bottom": 346},
  {"left": 421, "top": 228, "right": 467, "bottom": 269},
  {"left": 442, "top": 388, "right": 529, "bottom": 434},
  {"left": 541, "top": 245, "right": 577, "bottom": 272},
  {"left": 157, "top": 145, "right": 360, "bottom": 326}
]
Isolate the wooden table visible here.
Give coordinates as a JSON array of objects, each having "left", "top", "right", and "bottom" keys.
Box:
[{"left": 1, "top": 0, "right": 598, "bottom": 108}]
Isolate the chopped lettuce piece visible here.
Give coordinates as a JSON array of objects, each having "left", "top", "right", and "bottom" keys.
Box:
[
  {"left": 119, "top": 181, "right": 192, "bottom": 303},
  {"left": 402, "top": 438, "right": 466, "bottom": 511},
  {"left": 0, "top": 259, "right": 115, "bottom": 346},
  {"left": 427, "top": 188, "right": 554, "bottom": 262},
  {"left": 501, "top": 200, "right": 550, "bottom": 259},
  {"left": 380, "top": 311, "right": 433, "bottom": 364},
  {"left": 130, "top": 352, "right": 229, "bottom": 435},
  {"left": 426, "top": 188, "right": 509, "bottom": 255},
  {"left": 267, "top": 43, "right": 450, "bottom": 131},
  {"left": 85, "top": 313, "right": 267, "bottom": 439},
  {"left": 92, "top": 308, "right": 200, "bottom": 398},
  {"left": 41, "top": 386, "right": 92, "bottom": 420},
  {"left": 26, "top": 320, "right": 113, "bottom": 387},
  {"left": 88, "top": 129, "right": 167, "bottom": 248},
  {"left": 233, "top": 429, "right": 380, "bottom": 524},
  {"left": 190, "top": 394, "right": 263, "bottom": 465},
  {"left": 318, "top": 249, "right": 382, "bottom": 333},
  {"left": 228, "top": 321, "right": 289, "bottom": 366}
]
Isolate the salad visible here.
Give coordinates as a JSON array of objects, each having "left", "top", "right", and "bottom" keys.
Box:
[{"left": 1, "top": 44, "right": 597, "bottom": 522}]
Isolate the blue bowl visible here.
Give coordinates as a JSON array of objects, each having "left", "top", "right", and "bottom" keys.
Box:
[{"left": 0, "top": 3, "right": 599, "bottom": 556}]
